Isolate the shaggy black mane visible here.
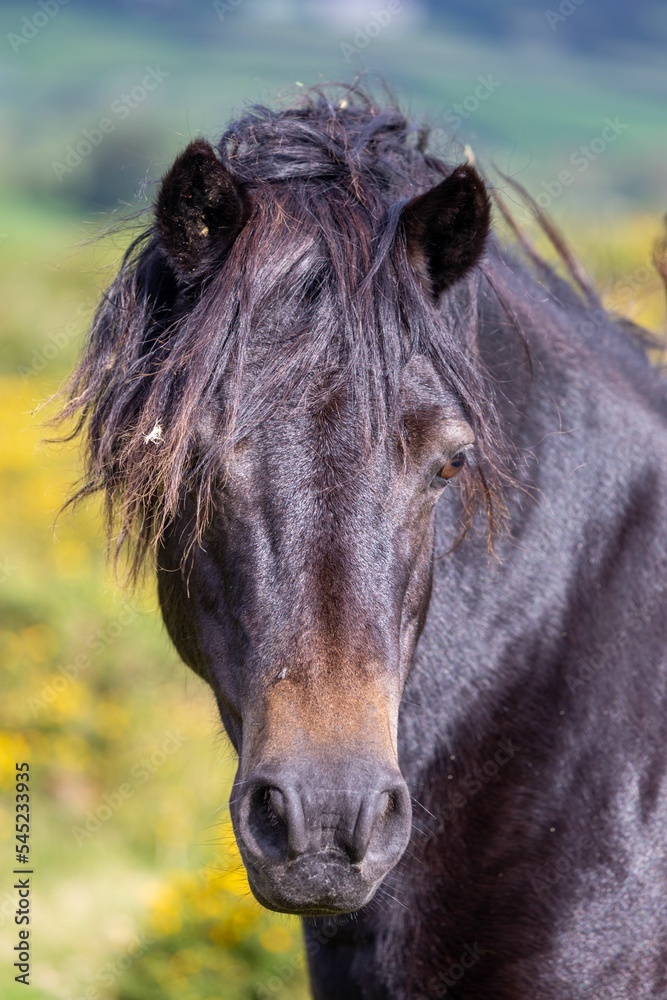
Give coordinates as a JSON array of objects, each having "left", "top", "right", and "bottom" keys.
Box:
[{"left": 55, "top": 83, "right": 664, "bottom": 575}]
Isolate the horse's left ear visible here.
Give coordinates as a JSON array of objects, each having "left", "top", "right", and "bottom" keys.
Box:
[
  {"left": 155, "top": 139, "right": 248, "bottom": 282},
  {"left": 401, "top": 164, "right": 490, "bottom": 298}
]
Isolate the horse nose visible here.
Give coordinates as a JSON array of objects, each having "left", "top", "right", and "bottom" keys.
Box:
[{"left": 236, "top": 766, "right": 411, "bottom": 870}]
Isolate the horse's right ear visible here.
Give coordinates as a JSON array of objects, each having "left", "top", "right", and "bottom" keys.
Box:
[{"left": 154, "top": 139, "right": 247, "bottom": 282}]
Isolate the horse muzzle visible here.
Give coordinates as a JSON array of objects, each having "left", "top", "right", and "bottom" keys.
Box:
[{"left": 232, "top": 762, "right": 412, "bottom": 915}]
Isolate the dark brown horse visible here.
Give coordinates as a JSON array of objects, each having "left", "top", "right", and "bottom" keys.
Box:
[{"left": 60, "top": 86, "right": 667, "bottom": 998}]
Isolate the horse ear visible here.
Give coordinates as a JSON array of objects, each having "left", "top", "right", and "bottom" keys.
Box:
[
  {"left": 155, "top": 139, "right": 247, "bottom": 282},
  {"left": 401, "top": 164, "right": 490, "bottom": 298}
]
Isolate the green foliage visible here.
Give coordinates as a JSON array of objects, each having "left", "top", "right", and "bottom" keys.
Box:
[{"left": 115, "top": 863, "right": 308, "bottom": 1000}]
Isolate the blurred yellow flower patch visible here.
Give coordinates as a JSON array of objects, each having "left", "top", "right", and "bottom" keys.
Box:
[
  {"left": 260, "top": 925, "right": 298, "bottom": 955},
  {"left": 0, "top": 732, "right": 30, "bottom": 788}
]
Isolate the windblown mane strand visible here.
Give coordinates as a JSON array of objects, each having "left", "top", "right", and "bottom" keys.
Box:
[{"left": 55, "top": 85, "right": 560, "bottom": 577}]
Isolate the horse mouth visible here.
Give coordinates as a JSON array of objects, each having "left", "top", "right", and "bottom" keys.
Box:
[{"left": 243, "top": 853, "right": 381, "bottom": 916}]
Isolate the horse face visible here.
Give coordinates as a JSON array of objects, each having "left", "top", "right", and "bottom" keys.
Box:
[
  {"left": 157, "top": 355, "right": 474, "bottom": 914},
  {"left": 83, "top": 141, "right": 489, "bottom": 913},
  {"left": 152, "top": 141, "right": 488, "bottom": 914}
]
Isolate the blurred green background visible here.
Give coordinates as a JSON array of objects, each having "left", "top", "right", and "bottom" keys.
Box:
[{"left": 0, "top": 2, "right": 665, "bottom": 998}]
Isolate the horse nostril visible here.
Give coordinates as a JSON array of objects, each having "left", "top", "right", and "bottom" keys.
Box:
[
  {"left": 244, "top": 784, "right": 290, "bottom": 862},
  {"left": 381, "top": 787, "right": 409, "bottom": 825},
  {"left": 342, "top": 781, "right": 410, "bottom": 866},
  {"left": 360, "top": 781, "right": 411, "bottom": 868},
  {"left": 383, "top": 789, "right": 398, "bottom": 816}
]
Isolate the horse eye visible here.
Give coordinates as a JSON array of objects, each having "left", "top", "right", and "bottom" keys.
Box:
[{"left": 432, "top": 451, "right": 467, "bottom": 488}]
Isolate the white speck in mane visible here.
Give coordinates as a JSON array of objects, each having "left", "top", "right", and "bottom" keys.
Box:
[{"left": 144, "top": 423, "right": 163, "bottom": 445}]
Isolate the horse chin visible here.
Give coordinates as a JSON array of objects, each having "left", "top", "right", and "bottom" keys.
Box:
[{"left": 244, "top": 854, "right": 382, "bottom": 916}]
